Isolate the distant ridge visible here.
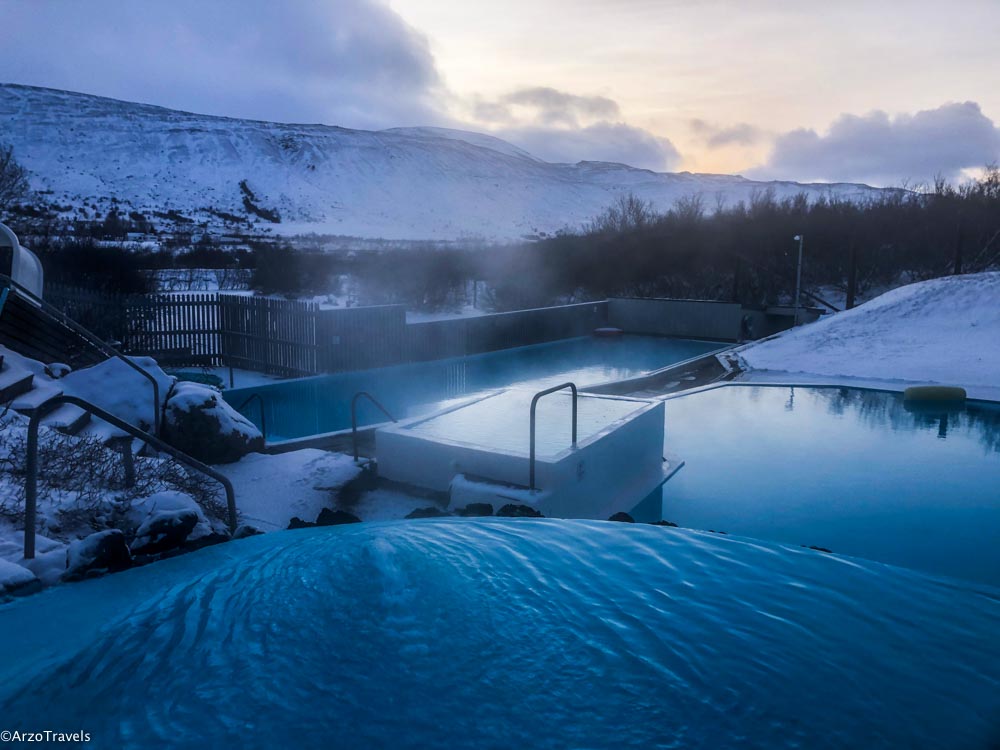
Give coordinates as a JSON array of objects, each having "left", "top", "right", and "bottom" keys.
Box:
[{"left": 0, "top": 83, "right": 891, "bottom": 241}]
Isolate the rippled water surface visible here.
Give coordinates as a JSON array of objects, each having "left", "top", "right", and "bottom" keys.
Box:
[
  {"left": 662, "top": 386, "right": 1000, "bottom": 585},
  {"left": 1, "top": 520, "right": 997, "bottom": 749}
]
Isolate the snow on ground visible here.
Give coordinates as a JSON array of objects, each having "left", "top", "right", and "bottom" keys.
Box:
[
  {"left": 339, "top": 487, "right": 442, "bottom": 522},
  {"left": 737, "top": 272, "right": 1000, "bottom": 400},
  {"left": 1, "top": 83, "right": 892, "bottom": 242},
  {"left": 0, "top": 345, "right": 366, "bottom": 590},
  {"left": 0, "top": 345, "right": 49, "bottom": 380},
  {"left": 215, "top": 450, "right": 361, "bottom": 531}
]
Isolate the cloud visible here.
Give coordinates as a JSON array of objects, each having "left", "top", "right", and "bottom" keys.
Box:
[
  {"left": 500, "top": 87, "right": 620, "bottom": 127},
  {"left": 690, "top": 119, "right": 764, "bottom": 149},
  {"left": 498, "top": 122, "right": 681, "bottom": 170},
  {"left": 2, "top": 2, "right": 681, "bottom": 170},
  {"left": 1, "top": 0, "right": 444, "bottom": 130},
  {"left": 471, "top": 87, "right": 680, "bottom": 170},
  {"left": 749, "top": 102, "right": 1000, "bottom": 186}
]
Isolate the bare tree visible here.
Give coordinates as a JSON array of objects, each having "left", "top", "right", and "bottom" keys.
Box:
[
  {"left": 0, "top": 144, "right": 29, "bottom": 212},
  {"left": 585, "top": 192, "right": 659, "bottom": 235}
]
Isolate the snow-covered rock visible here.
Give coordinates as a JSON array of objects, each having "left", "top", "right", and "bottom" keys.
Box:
[
  {"left": 162, "top": 381, "right": 263, "bottom": 463},
  {"left": 60, "top": 355, "right": 174, "bottom": 438},
  {"left": 0, "top": 558, "right": 38, "bottom": 595},
  {"left": 64, "top": 530, "right": 132, "bottom": 581},
  {"left": 128, "top": 491, "right": 216, "bottom": 543},
  {"left": 0, "top": 83, "right": 892, "bottom": 242},
  {"left": 132, "top": 510, "right": 201, "bottom": 556},
  {"left": 738, "top": 272, "right": 1000, "bottom": 400}
]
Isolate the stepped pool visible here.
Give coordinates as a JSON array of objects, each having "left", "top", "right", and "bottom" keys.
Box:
[
  {"left": 223, "top": 335, "right": 721, "bottom": 442},
  {"left": 655, "top": 385, "right": 1000, "bottom": 585},
  {"left": 0, "top": 520, "right": 997, "bottom": 749}
]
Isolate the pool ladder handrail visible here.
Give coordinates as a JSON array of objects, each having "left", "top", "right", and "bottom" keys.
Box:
[
  {"left": 24, "top": 394, "right": 238, "bottom": 559},
  {"left": 234, "top": 392, "right": 267, "bottom": 441},
  {"left": 351, "top": 391, "right": 397, "bottom": 461},
  {"left": 529, "top": 382, "right": 578, "bottom": 491}
]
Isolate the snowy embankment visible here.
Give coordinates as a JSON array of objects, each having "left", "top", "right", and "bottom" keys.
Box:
[
  {"left": 0, "top": 345, "right": 361, "bottom": 594},
  {"left": 737, "top": 272, "right": 1000, "bottom": 400}
]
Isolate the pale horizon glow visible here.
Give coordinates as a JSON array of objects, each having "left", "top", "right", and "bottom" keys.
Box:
[{"left": 391, "top": 0, "right": 1000, "bottom": 181}]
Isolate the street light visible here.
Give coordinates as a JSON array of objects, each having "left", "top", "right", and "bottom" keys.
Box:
[{"left": 792, "top": 234, "right": 804, "bottom": 326}]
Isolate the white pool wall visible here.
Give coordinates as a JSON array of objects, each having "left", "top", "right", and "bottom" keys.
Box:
[{"left": 376, "top": 391, "right": 667, "bottom": 518}]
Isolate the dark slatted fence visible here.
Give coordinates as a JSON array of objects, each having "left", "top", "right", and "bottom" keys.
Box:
[
  {"left": 45, "top": 285, "right": 322, "bottom": 376},
  {"left": 41, "top": 284, "right": 610, "bottom": 377},
  {"left": 219, "top": 295, "right": 319, "bottom": 376},
  {"left": 317, "top": 304, "right": 405, "bottom": 372}
]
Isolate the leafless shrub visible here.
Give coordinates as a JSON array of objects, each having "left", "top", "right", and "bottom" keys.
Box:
[{"left": 0, "top": 412, "right": 226, "bottom": 534}]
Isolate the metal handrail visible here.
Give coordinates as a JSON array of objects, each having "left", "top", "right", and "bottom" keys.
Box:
[
  {"left": 351, "top": 391, "right": 397, "bottom": 461},
  {"left": 24, "top": 394, "right": 238, "bottom": 558},
  {"left": 0, "top": 273, "right": 161, "bottom": 435},
  {"left": 529, "top": 382, "right": 578, "bottom": 491},
  {"left": 234, "top": 392, "right": 267, "bottom": 440}
]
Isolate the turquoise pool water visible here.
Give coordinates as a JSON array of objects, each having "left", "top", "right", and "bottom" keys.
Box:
[
  {"left": 1, "top": 521, "right": 997, "bottom": 748},
  {"left": 659, "top": 385, "right": 1000, "bottom": 585},
  {"left": 224, "top": 335, "right": 720, "bottom": 441}
]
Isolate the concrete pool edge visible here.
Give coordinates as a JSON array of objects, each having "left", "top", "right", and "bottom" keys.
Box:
[
  {"left": 581, "top": 344, "right": 735, "bottom": 396},
  {"left": 697, "top": 372, "right": 1000, "bottom": 405},
  {"left": 376, "top": 390, "right": 670, "bottom": 518},
  {"left": 223, "top": 335, "right": 727, "bottom": 450}
]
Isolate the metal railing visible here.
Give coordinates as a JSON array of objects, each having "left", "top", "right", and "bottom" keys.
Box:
[
  {"left": 0, "top": 273, "right": 161, "bottom": 434},
  {"left": 529, "top": 382, "right": 578, "bottom": 491},
  {"left": 351, "top": 391, "right": 397, "bottom": 461},
  {"left": 234, "top": 392, "right": 267, "bottom": 441},
  {"left": 24, "top": 394, "right": 238, "bottom": 559}
]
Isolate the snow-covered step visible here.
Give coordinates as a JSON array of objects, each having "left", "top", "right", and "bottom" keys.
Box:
[
  {"left": 0, "top": 366, "right": 33, "bottom": 403},
  {"left": 11, "top": 383, "right": 64, "bottom": 414},
  {"left": 40, "top": 403, "right": 91, "bottom": 435}
]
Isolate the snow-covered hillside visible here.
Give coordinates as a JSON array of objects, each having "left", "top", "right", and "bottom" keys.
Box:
[
  {"left": 737, "top": 272, "right": 1000, "bottom": 399},
  {"left": 1, "top": 84, "right": 893, "bottom": 241}
]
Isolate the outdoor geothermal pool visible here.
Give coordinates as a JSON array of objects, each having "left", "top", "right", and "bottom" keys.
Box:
[
  {"left": 654, "top": 385, "right": 1000, "bottom": 586},
  {"left": 224, "top": 335, "right": 721, "bottom": 441},
  {"left": 1, "top": 521, "right": 997, "bottom": 749}
]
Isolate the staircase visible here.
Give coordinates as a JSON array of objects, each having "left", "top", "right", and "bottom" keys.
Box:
[
  {"left": 0, "top": 354, "right": 92, "bottom": 437},
  {"left": 0, "top": 272, "right": 160, "bottom": 436}
]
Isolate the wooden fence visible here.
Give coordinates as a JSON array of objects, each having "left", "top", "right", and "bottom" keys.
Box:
[
  {"left": 45, "top": 285, "right": 320, "bottom": 376},
  {"left": 219, "top": 295, "right": 319, "bottom": 376},
  {"left": 43, "top": 284, "right": 612, "bottom": 377}
]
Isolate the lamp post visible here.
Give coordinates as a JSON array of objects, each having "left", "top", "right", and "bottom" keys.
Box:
[{"left": 792, "top": 234, "right": 804, "bottom": 326}]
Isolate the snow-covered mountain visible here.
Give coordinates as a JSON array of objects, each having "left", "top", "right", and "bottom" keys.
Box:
[{"left": 1, "top": 84, "right": 890, "bottom": 241}]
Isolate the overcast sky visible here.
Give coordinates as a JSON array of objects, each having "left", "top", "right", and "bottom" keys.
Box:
[{"left": 3, "top": 0, "right": 999, "bottom": 185}]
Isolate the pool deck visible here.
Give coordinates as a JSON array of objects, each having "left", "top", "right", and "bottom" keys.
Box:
[
  {"left": 586, "top": 347, "right": 1000, "bottom": 405},
  {"left": 583, "top": 347, "right": 737, "bottom": 398}
]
